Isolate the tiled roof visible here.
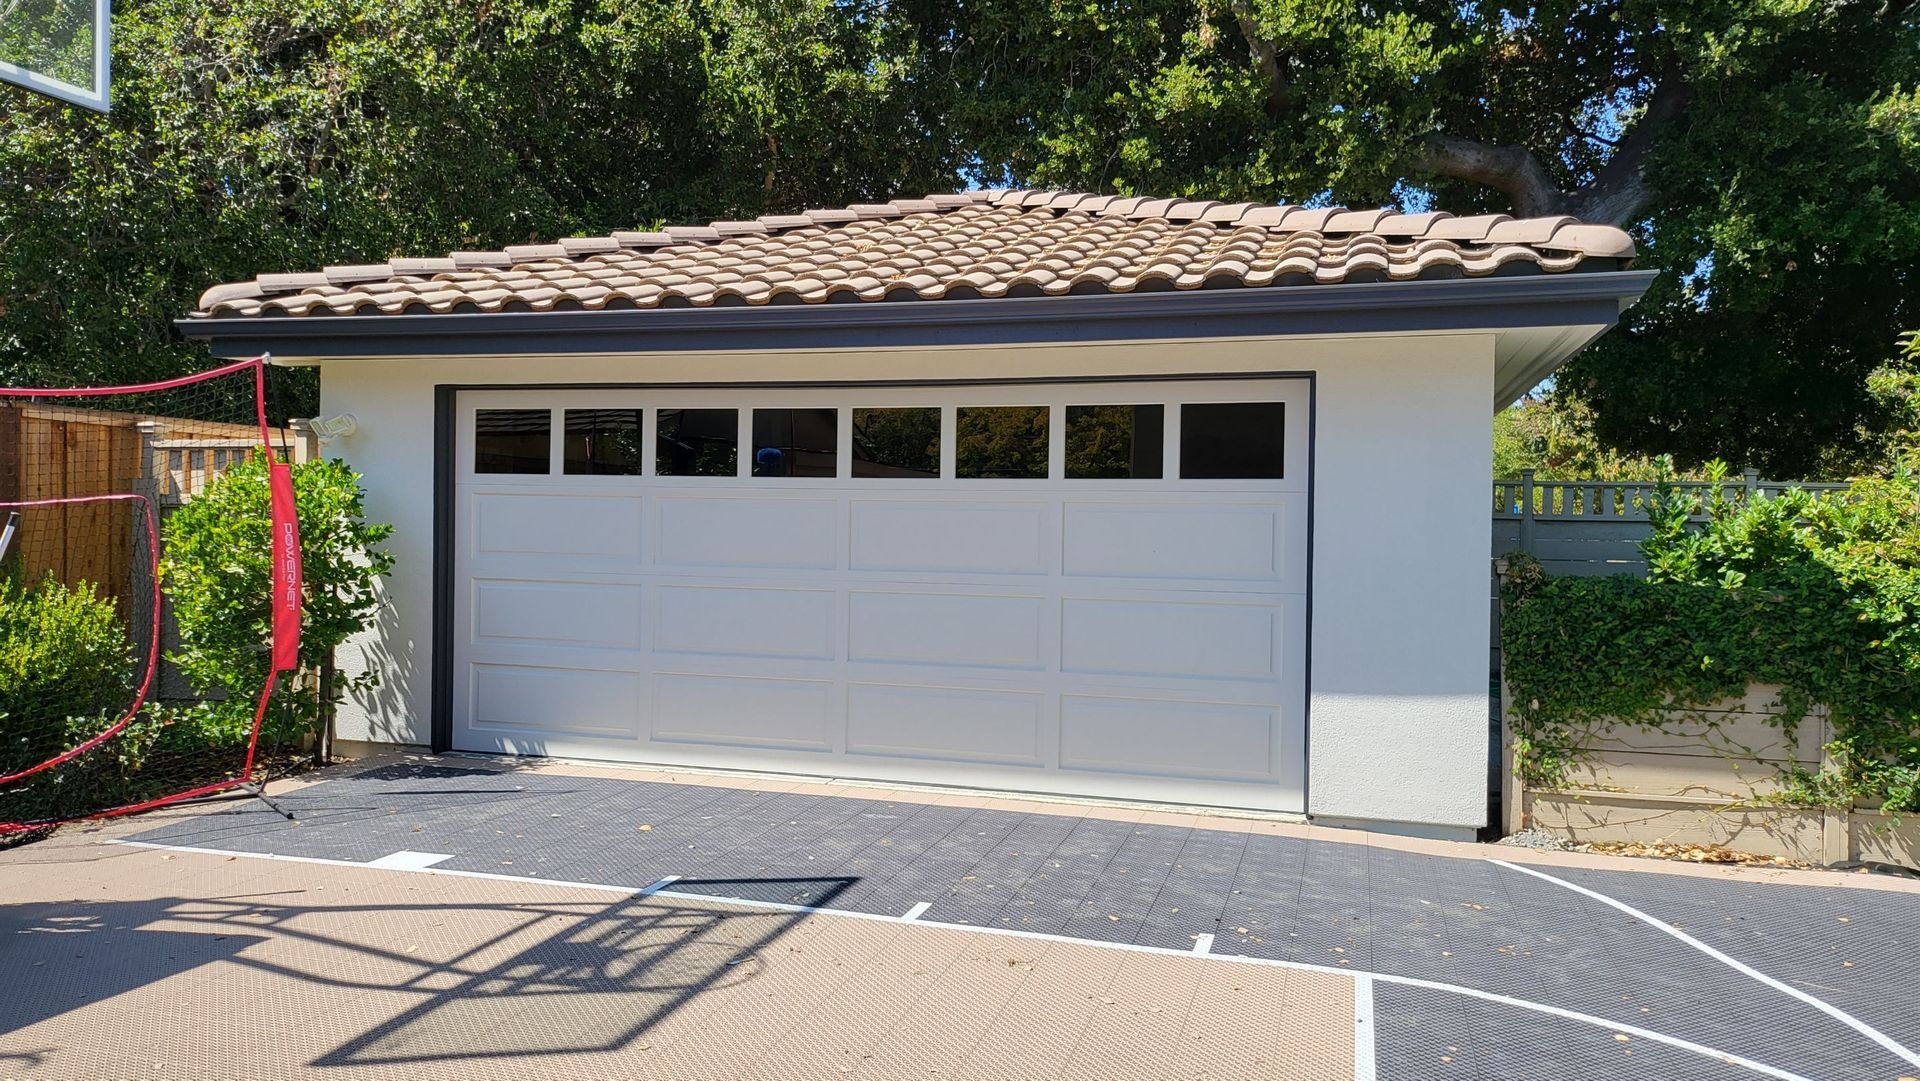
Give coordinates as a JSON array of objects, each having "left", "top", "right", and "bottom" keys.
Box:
[{"left": 191, "top": 190, "right": 1636, "bottom": 319}]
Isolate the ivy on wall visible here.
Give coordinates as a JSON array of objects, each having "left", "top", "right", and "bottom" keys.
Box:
[{"left": 1501, "top": 463, "right": 1920, "bottom": 814}]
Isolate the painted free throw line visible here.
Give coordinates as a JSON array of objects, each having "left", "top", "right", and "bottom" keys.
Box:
[{"left": 111, "top": 839, "right": 1817, "bottom": 1081}]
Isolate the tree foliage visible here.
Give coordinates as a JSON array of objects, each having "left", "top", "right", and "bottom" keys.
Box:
[
  {"left": 910, "top": 0, "right": 1920, "bottom": 476},
  {"left": 0, "top": 0, "right": 960, "bottom": 390},
  {"left": 1494, "top": 396, "right": 1699, "bottom": 482},
  {"left": 2, "top": 1, "right": 1917, "bottom": 475}
]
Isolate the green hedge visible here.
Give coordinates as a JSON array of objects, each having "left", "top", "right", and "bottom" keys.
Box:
[{"left": 1501, "top": 466, "right": 1920, "bottom": 813}]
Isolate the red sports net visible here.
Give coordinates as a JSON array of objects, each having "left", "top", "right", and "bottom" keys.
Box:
[{"left": 0, "top": 357, "right": 302, "bottom": 832}]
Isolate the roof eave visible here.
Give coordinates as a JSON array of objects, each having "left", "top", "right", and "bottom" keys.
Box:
[{"left": 177, "top": 269, "right": 1658, "bottom": 362}]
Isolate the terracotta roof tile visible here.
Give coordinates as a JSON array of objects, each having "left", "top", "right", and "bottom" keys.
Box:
[{"left": 191, "top": 189, "right": 1637, "bottom": 319}]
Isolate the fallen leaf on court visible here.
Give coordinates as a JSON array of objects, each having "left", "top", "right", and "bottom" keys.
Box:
[
  {"left": 1836, "top": 916, "right": 1850, "bottom": 923},
  {"left": 1107, "top": 914, "right": 1120, "bottom": 922},
  {"left": 1586, "top": 840, "right": 1804, "bottom": 867},
  {"left": 637, "top": 824, "right": 653, "bottom": 831},
  {"left": 1613, "top": 1034, "right": 1630, "bottom": 1043},
  {"left": 1235, "top": 927, "right": 1249, "bottom": 935}
]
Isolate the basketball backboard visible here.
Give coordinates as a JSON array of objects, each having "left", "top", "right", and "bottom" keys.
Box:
[{"left": 0, "top": 0, "right": 109, "bottom": 111}]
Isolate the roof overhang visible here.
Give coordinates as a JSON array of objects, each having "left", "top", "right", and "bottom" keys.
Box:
[{"left": 179, "top": 270, "right": 1655, "bottom": 409}]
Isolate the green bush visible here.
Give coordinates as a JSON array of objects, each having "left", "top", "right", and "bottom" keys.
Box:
[
  {"left": 162, "top": 455, "right": 394, "bottom": 751},
  {"left": 0, "top": 573, "right": 162, "bottom": 822},
  {"left": 0, "top": 573, "right": 138, "bottom": 777},
  {"left": 1502, "top": 461, "right": 1920, "bottom": 812}
]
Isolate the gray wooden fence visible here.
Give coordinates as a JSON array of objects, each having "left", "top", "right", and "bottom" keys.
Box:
[{"left": 1487, "top": 469, "right": 1851, "bottom": 674}]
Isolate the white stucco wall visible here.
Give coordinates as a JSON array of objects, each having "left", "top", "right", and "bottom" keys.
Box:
[{"left": 313, "top": 331, "right": 1494, "bottom": 832}]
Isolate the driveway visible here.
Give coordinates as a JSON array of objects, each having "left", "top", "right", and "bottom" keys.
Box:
[{"left": 3, "top": 755, "right": 1916, "bottom": 1080}]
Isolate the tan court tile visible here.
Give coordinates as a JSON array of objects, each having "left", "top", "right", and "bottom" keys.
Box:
[{"left": 5, "top": 821, "right": 1369, "bottom": 1081}]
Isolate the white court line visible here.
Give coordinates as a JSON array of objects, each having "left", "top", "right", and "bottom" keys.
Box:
[
  {"left": 365, "top": 850, "right": 453, "bottom": 871},
  {"left": 1492, "top": 858, "right": 1920, "bottom": 1069},
  {"left": 111, "top": 839, "right": 1814, "bottom": 1081},
  {"left": 638, "top": 875, "right": 681, "bottom": 896},
  {"left": 901, "top": 902, "right": 932, "bottom": 921},
  {"left": 1352, "top": 975, "right": 1377, "bottom": 1081},
  {"left": 1191, "top": 932, "right": 1215, "bottom": 955}
]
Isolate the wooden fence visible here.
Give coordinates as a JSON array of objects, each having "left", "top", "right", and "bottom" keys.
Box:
[
  {"left": 0, "top": 403, "right": 309, "bottom": 600},
  {"left": 1487, "top": 469, "right": 1851, "bottom": 673}
]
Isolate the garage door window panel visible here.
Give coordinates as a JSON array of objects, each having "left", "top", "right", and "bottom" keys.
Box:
[
  {"left": 1066, "top": 405, "right": 1164, "bottom": 480},
  {"left": 1180, "top": 402, "right": 1285, "bottom": 479},
  {"left": 657, "top": 408, "right": 739, "bottom": 477},
  {"left": 752, "top": 408, "right": 838, "bottom": 478},
  {"left": 564, "top": 409, "right": 644, "bottom": 476},
  {"left": 474, "top": 409, "right": 551, "bottom": 474},
  {"left": 956, "top": 405, "right": 1049, "bottom": 479},
  {"left": 852, "top": 407, "right": 940, "bottom": 479}
]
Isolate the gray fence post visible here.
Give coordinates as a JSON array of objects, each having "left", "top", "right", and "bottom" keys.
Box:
[
  {"left": 287, "top": 417, "right": 318, "bottom": 464},
  {"left": 1743, "top": 467, "right": 1760, "bottom": 499},
  {"left": 1518, "top": 469, "right": 1536, "bottom": 555}
]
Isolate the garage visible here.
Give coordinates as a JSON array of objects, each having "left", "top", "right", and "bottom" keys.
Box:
[
  {"left": 185, "top": 188, "right": 1653, "bottom": 833},
  {"left": 450, "top": 380, "right": 1311, "bottom": 810}
]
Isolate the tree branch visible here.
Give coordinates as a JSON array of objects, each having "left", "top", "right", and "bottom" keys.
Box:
[
  {"left": 1417, "top": 70, "right": 1693, "bottom": 226},
  {"left": 1415, "top": 134, "right": 1567, "bottom": 217},
  {"left": 1227, "top": 0, "right": 1289, "bottom": 115},
  {"left": 1566, "top": 74, "right": 1693, "bottom": 226}
]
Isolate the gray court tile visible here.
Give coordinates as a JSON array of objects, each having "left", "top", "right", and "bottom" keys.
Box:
[
  {"left": 1372, "top": 980, "right": 1775, "bottom": 1081},
  {"left": 121, "top": 762, "right": 1920, "bottom": 1081}
]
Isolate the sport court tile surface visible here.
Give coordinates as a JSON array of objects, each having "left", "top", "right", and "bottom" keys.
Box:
[
  {"left": 0, "top": 837, "right": 1354, "bottom": 1080},
  {"left": 34, "top": 757, "right": 1920, "bottom": 1079}
]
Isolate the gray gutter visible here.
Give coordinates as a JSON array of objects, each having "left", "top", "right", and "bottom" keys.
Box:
[{"left": 177, "top": 270, "right": 1657, "bottom": 359}]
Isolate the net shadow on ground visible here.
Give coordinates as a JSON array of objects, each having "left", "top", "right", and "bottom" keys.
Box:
[
  {"left": 312, "top": 876, "right": 857, "bottom": 1068},
  {"left": 3, "top": 874, "right": 854, "bottom": 1070},
  {"left": 0, "top": 899, "right": 267, "bottom": 1038}
]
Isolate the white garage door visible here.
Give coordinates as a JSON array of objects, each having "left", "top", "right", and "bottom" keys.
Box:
[{"left": 451, "top": 379, "right": 1310, "bottom": 811}]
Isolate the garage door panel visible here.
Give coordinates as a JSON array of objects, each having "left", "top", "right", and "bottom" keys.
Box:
[
  {"left": 846, "top": 591, "right": 1046, "bottom": 670},
  {"left": 651, "top": 673, "right": 834, "bottom": 752},
  {"left": 473, "top": 492, "right": 643, "bottom": 561},
  {"left": 653, "top": 585, "right": 836, "bottom": 661},
  {"left": 1062, "top": 501, "right": 1303, "bottom": 589},
  {"left": 1059, "top": 696, "right": 1279, "bottom": 783},
  {"left": 846, "top": 683, "right": 1044, "bottom": 767},
  {"left": 471, "top": 579, "right": 644, "bottom": 650},
  {"left": 654, "top": 496, "right": 838, "bottom": 569},
  {"left": 468, "top": 664, "right": 644, "bottom": 741},
  {"left": 849, "top": 500, "right": 1049, "bottom": 575},
  {"left": 1061, "top": 598, "right": 1282, "bottom": 680}
]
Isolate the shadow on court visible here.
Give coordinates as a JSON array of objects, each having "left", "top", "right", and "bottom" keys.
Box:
[{"left": 0, "top": 876, "right": 854, "bottom": 1069}]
